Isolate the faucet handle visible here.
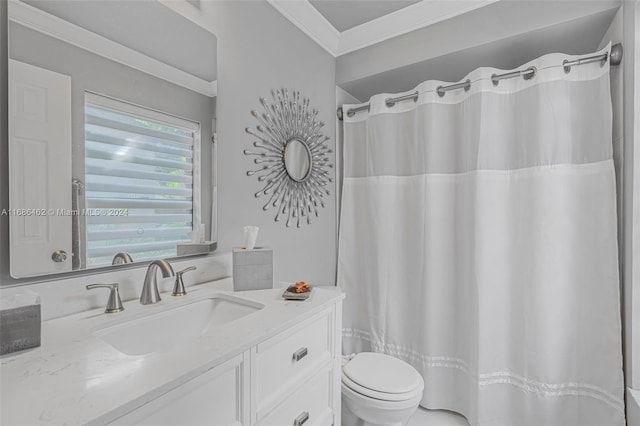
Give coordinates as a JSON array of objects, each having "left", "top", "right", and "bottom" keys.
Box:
[
  {"left": 86, "top": 283, "right": 124, "bottom": 313},
  {"left": 177, "top": 266, "right": 197, "bottom": 275},
  {"left": 172, "top": 266, "right": 197, "bottom": 297}
]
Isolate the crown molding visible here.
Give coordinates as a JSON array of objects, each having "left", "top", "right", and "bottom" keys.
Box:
[
  {"left": 8, "top": 0, "right": 217, "bottom": 97},
  {"left": 337, "top": 0, "right": 500, "bottom": 56},
  {"left": 268, "top": 0, "right": 500, "bottom": 57},
  {"left": 267, "top": 0, "right": 340, "bottom": 56}
]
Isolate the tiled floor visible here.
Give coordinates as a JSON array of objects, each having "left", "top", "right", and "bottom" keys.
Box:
[{"left": 407, "top": 407, "right": 470, "bottom": 426}]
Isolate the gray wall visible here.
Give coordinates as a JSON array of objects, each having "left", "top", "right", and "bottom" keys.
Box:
[
  {"left": 213, "top": 1, "right": 337, "bottom": 286},
  {"left": 622, "top": 0, "right": 639, "bottom": 390},
  {"left": 598, "top": 6, "right": 627, "bottom": 387}
]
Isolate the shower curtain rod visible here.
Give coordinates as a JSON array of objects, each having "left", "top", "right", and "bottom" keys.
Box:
[{"left": 337, "top": 43, "right": 623, "bottom": 120}]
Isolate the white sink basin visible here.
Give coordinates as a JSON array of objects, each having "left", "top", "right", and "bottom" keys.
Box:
[{"left": 94, "top": 294, "right": 264, "bottom": 355}]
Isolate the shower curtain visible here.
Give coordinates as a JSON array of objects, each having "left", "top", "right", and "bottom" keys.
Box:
[{"left": 338, "top": 44, "right": 624, "bottom": 426}]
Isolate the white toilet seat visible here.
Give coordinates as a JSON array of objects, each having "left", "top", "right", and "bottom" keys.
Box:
[
  {"left": 342, "top": 371, "right": 423, "bottom": 402},
  {"left": 341, "top": 352, "right": 424, "bottom": 402}
]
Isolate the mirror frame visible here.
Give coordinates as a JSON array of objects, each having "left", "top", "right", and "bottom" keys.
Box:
[
  {"left": 284, "top": 137, "right": 312, "bottom": 182},
  {"left": 244, "top": 88, "right": 332, "bottom": 228},
  {"left": 3, "top": 0, "right": 218, "bottom": 281}
]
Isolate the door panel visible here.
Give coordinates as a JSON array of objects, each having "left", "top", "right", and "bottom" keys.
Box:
[{"left": 8, "top": 59, "right": 72, "bottom": 277}]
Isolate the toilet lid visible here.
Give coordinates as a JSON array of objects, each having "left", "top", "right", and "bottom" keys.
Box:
[
  {"left": 343, "top": 352, "right": 423, "bottom": 395},
  {"left": 342, "top": 371, "right": 424, "bottom": 402}
]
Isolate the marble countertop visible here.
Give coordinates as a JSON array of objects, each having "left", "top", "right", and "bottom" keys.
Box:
[{"left": 1, "top": 279, "right": 344, "bottom": 426}]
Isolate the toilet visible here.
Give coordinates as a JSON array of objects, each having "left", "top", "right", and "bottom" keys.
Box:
[{"left": 341, "top": 352, "right": 424, "bottom": 426}]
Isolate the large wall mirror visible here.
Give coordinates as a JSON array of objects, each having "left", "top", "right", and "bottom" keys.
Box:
[{"left": 6, "top": 0, "right": 217, "bottom": 278}]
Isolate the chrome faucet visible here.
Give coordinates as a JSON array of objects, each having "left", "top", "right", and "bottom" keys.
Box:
[
  {"left": 111, "top": 252, "right": 133, "bottom": 265},
  {"left": 140, "top": 260, "right": 174, "bottom": 305}
]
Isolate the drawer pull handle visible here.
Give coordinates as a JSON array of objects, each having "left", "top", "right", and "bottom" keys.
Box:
[
  {"left": 293, "top": 347, "right": 308, "bottom": 362},
  {"left": 294, "top": 411, "right": 309, "bottom": 426}
]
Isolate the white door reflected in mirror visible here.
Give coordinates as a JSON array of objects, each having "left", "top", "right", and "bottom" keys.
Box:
[{"left": 8, "top": 60, "right": 72, "bottom": 278}]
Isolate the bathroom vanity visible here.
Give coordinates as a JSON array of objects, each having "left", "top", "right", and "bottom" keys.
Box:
[{"left": 0, "top": 279, "right": 344, "bottom": 426}]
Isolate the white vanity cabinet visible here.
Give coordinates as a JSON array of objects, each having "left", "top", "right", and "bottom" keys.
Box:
[
  {"left": 108, "top": 353, "right": 250, "bottom": 426},
  {"left": 0, "top": 285, "right": 344, "bottom": 426},
  {"left": 107, "top": 300, "right": 342, "bottom": 426}
]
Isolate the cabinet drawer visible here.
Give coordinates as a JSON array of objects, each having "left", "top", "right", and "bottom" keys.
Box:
[
  {"left": 255, "top": 310, "right": 332, "bottom": 408},
  {"left": 259, "top": 368, "right": 333, "bottom": 426}
]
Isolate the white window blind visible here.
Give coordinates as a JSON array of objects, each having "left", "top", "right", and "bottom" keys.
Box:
[{"left": 84, "top": 93, "right": 200, "bottom": 267}]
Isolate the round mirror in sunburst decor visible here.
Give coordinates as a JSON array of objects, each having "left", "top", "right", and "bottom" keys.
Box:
[
  {"left": 284, "top": 138, "right": 311, "bottom": 182},
  {"left": 244, "top": 89, "right": 332, "bottom": 228}
]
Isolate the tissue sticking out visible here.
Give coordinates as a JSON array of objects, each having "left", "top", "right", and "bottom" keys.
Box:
[{"left": 244, "top": 226, "right": 259, "bottom": 250}]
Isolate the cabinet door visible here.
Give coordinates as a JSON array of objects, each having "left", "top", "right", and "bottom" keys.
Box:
[{"left": 109, "top": 353, "right": 249, "bottom": 426}]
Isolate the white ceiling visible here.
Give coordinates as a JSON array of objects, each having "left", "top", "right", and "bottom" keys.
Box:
[
  {"left": 267, "top": 0, "right": 499, "bottom": 56},
  {"left": 308, "top": 0, "right": 420, "bottom": 32}
]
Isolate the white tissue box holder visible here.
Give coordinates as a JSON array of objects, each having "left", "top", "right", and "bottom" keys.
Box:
[
  {"left": 233, "top": 247, "right": 273, "bottom": 291},
  {"left": 0, "top": 302, "right": 41, "bottom": 355}
]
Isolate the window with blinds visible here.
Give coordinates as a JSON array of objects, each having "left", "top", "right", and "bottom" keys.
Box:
[{"left": 84, "top": 93, "right": 200, "bottom": 267}]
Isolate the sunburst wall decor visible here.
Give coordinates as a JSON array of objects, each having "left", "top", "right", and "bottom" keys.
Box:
[{"left": 244, "top": 89, "right": 332, "bottom": 228}]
